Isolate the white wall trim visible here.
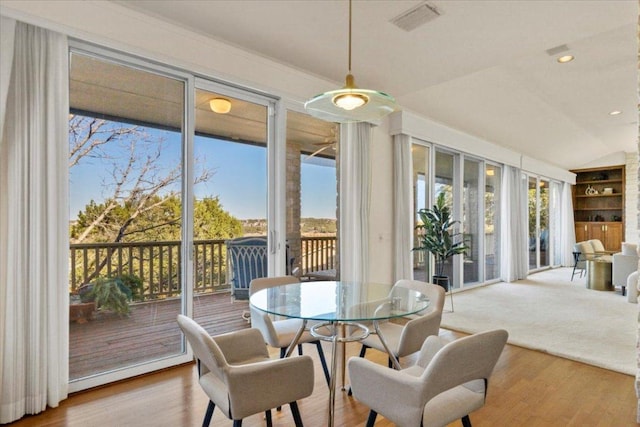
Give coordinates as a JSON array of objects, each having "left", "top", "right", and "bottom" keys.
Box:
[{"left": 390, "top": 110, "right": 576, "bottom": 183}]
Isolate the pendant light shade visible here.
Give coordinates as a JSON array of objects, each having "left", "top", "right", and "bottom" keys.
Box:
[{"left": 304, "top": 0, "right": 397, "bottom": 123}]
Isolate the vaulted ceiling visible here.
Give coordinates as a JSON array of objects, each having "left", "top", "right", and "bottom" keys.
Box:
[{"left": 113, "top": 0, "right": 638, "bottom": 170}]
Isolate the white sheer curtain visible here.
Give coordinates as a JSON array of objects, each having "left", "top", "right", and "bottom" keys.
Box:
[
  {"left": 339, "top": 122, "right": 372, "bottom": 283},
  {"left": 0, "top": 20, "right": 69, "bottom": 423},
  {"left": 0, "top": 16, "right": 16, "bottom": 148},
  {"left": 392, "top": 134, "right": 413, "bottom": 281},
  {"left": 499, "top": 165, "right": 528, "bottom": 281},
  {"left": 560, "top": 181, "right": 576, "bottom": 266}
]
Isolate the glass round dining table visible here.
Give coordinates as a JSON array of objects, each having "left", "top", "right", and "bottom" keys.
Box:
[{"left": 249, "top": 280, "right": 431, "bottom": 427}]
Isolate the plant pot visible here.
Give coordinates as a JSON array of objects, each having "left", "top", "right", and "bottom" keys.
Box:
[
  {"left": 70, "top": 302, "right": 96, "bottom": 323},
  {"left": 432, "top": 275, "right": 450, "bottom": 292}
]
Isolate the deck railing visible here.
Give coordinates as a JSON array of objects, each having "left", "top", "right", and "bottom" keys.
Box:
[{"left": 69, "top": 236, "right": 337, "bottom": 300}]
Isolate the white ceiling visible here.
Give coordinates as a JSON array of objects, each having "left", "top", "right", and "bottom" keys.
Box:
[{"left": 113, "top": 0, "right": 638, "bottom": 170}]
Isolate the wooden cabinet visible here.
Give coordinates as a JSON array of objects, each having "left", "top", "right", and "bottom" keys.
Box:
[
  {"left": 571, "top": 165, "right": 625, "bottom": 252},
  {"left": 574, "top": 222, "right": 623, "bottom": 252}
]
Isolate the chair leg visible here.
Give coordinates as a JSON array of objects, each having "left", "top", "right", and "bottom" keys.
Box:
[
  {"left": 359, "top": 344, "right": 368, "bottom": 358},
  {"left": 290, "top": 401, "right": 304, "bottom": 427},
  {"left": 202, "top": 400, "right": 215, "bottom": 427},
  {"left": 265, "top": 410, "right": 272, "bottom": 427},
  {"left": 315, "top": 341, "right": 331, "bottom": 386},
  {"left": 233, "top": 420, "right": 242, "bottom": 427},
  {"left": 280, "top": 347, "right": 286, "bottom": 358},
  {"left": 461, "top": 414, "right": 472, "bottom": 427},
  {"left": 298, "top": 344, "right": 303, "bottom": 356},
  {"left": 366, "top": 410, "right": 377, "bottom": 427}
]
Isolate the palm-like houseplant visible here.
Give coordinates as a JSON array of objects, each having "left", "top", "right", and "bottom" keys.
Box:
[{"left": 414, "top": 192, "right": 468, "bottom": 307}]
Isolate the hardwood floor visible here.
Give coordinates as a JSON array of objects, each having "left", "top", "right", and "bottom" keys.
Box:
[{"left": 12, "top": 329, "right": 638, "bottom": 427}]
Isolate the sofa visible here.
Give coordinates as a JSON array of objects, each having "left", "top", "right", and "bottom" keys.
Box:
[{"left": 612, "top": 242, "right": 639, "bottom": 296}]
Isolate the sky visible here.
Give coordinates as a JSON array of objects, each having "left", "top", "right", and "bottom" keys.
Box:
[{"left": 69, "top": 125, "right": 337, "bottom": 220}]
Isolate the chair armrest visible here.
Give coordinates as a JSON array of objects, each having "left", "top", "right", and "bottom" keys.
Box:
[
  {"left": 249, "top": 306, "right": 280, "bottom": 348},
  {"left": 397, "top": 310, "right": 443, "bottom": 357},
  {"left": 349, "top": 357, "right": 426, "bottom": 426},
  {"left": 613, "top": 254, "right": 640, "bottom": 286},
  {"left": 226, "top": 355, "right": 314, "bottom": 418},
  {"left": 414, "top": 335, "right": 447, "bottom": 368},
  {"left": 214, "top": 328, "right": 269, "bottom": 364}
]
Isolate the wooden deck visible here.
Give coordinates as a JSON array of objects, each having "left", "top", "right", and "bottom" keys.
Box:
[{"left": 70, "top": 292, "right": 249, "bottom": 379}]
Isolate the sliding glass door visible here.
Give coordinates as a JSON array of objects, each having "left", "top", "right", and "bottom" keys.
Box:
[
  {"left": 463, "top": 158, "right": 481, "bottom": 284},
  {"left": 192, "top": 83, "right": 272, "bottom": 328},
  {"left": 68, "top": 46, "right": 279, "bottom": 391},
  {"left": 412, "top": 146, "right": 502, "bottom": 288},
  {"left": 412, "top": 143, "right": 431, "bottom": 282},
  {"left": 69, "top": 50, "right": 190, "bottom": 389},
  {"left": 286, "top": 111, "right": 339, "bottom": 281},
  {"left": 485, "top": 165, "right": 501, "bottom": 281},
  {"left": 434, "top": 150, "right": 458, "bottom": 286},
  {"left": 528, "top": 175, "right": 551, "bottom": 271}
]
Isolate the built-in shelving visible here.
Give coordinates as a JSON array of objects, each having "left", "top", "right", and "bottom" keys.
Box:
[{"left": 571, "top": 165, "right": 625, "bottom": 252}]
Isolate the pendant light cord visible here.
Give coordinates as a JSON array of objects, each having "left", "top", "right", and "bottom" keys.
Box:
[{"left": 348, "top": 0, "right": 352, "bottom": 73}]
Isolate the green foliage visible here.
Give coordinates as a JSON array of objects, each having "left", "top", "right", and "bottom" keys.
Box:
[
  {"left": 301, "top": 218, "right": 337, "bottom": 235},
  {"left": 92, "top": 278, "right": 131, "bottom": 316},
  {"left": 194, "top": 197, "right": 242, "bottom": 239},
  {"left": 414, "top": 192, "right": 469, "bottom": 277},
  {"left": 76, "top": 274, "right": 144, "bottom": 315},
  {"left": 116, "top": 274, "right": 144, "bottom": 301},
  {"left": 71, "top": 195, "right": 242, "bottom": 243},
  {"left": 79, "top": 277, "right": 132, "bottom": 316},
  {"left": 528, "top": 187, "right": 549, "bottom": 234}
]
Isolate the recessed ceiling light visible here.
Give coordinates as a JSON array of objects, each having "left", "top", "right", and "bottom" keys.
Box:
[
  {"left": 557, "top": 55, "right": 574, "bottom": 63},
  {"left": 209, "top": 98, "right": 232, "bottom": 114},
  {"left": 609, "top": 110, "right": 622, "bottom": 116}
]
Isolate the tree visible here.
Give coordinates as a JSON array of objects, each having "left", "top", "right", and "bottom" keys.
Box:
[
  {"left": 69, "top": 114, "right": 214, "bottom": 244},
  {"left": 69, "top": 114, "right": 239, "bottom": 285}
]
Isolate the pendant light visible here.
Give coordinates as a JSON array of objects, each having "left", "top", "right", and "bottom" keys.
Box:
[{"left": 304, "top": 0, "right": 397, "bottom": 123}]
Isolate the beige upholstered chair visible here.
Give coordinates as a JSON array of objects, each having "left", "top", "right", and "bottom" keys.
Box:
[
  {"left": 588, "top": 239, "right": 608, "bottom": 254},
  {"left": 177, "top": 315, "right": 314, "bottom": 427},
  {"left": 613, "top": 242, "right": 639, "bottom": 295},
  {"left": 249, "top": 276, "right": 330, "bottom": 385},
  {"left": 354, "top": 280, "right": 445, "bottom": 368},
  {"left": 571, "top": 242, "right": 587, "bottom": 280},
  {"left": 349, "top": 329, "right": 508, "bottom": 427}
]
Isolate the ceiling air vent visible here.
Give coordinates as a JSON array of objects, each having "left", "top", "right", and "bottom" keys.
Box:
[
  {"left": 545, "top": 44, "right": 570, "bottom": 56},
  {"left": 390, "top": 2, "right": 441, "bottom": 32}
]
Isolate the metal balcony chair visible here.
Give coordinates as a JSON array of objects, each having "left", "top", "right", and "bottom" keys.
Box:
[{"left": 226, "top": 237, "right": 268, "bottom": 301}]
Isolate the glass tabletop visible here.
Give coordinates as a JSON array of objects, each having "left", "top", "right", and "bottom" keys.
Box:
[{"left": 249, "top": 281, "right": 431, "bottom": 322}]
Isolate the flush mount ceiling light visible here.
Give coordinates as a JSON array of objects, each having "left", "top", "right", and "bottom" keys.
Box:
[
  {"left": 609, "top": 110, "right": 622, "bottom": 116},
  {"left": 209, "top": 98, "right": 231, "bottom": 114},
  {"left": 557, "top": 55, "right": 574, "bottom": 64},
  {"left": 304, "top": 0, "right": 397, "bottom": 123}
]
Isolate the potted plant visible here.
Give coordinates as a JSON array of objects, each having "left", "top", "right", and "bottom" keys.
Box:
[
  {"left": 414, "top": 192, "right": 468, "bottom": 308},
  {"left": 77, "top": 275, "right": 142, "bottom": 317}
]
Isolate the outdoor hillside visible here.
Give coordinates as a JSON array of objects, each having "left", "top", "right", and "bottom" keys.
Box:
[{"left": 241, "top": 218, "right": 336, "bottom": 236}]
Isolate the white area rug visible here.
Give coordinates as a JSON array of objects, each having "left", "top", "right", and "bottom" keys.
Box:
[{"left": 440, "top": 268, "right": 638, "bottom": 376}]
